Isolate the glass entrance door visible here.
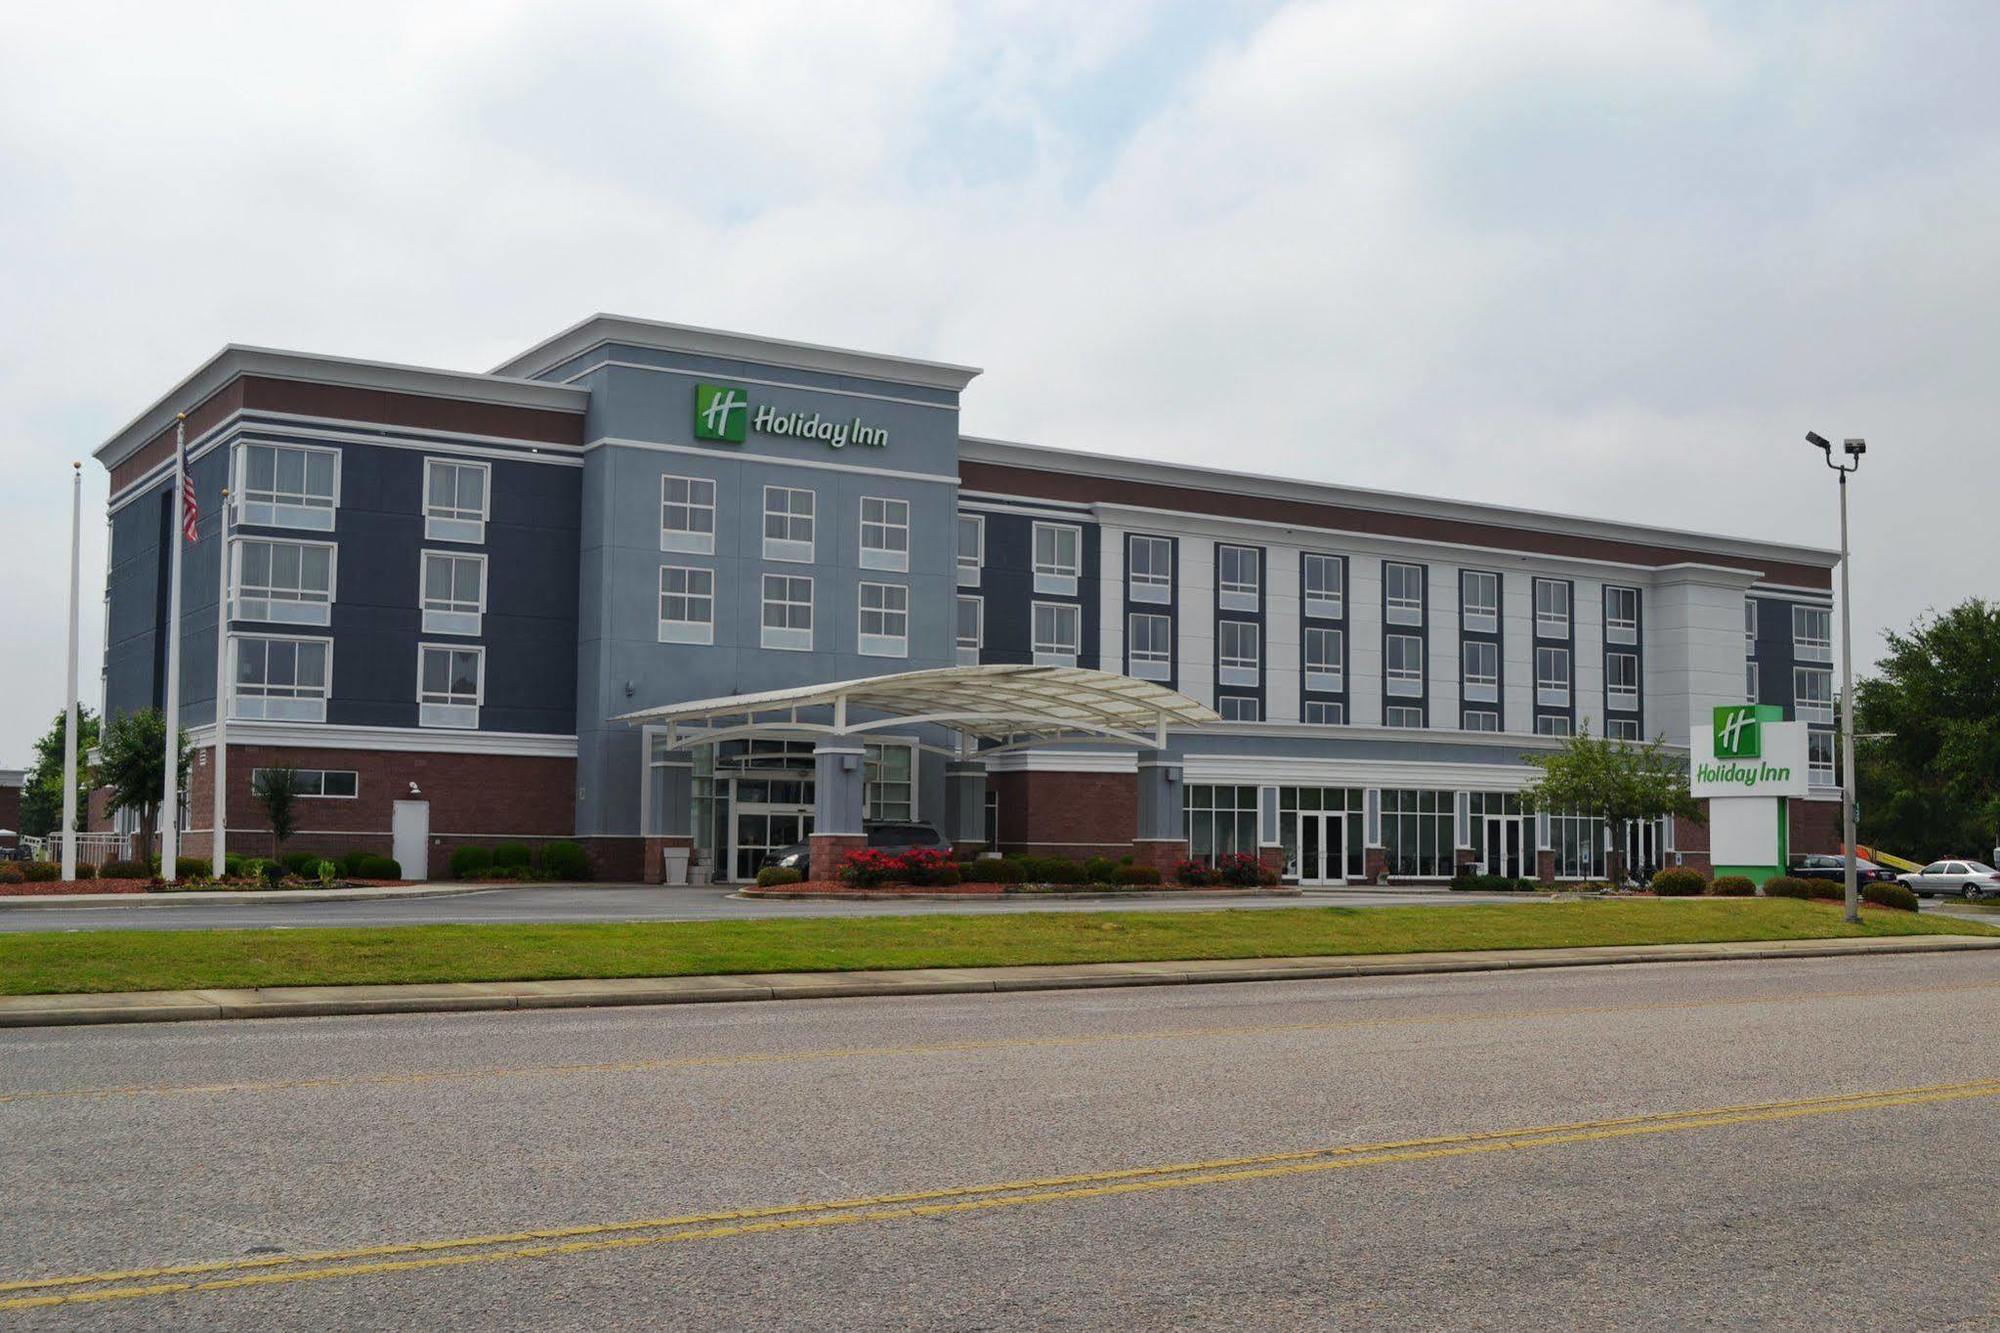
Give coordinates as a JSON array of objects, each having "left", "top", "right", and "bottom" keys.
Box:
[
  {"left": 727, "top": 775, "right": 815, "bottom": 881},
  {"left": 1483, "top": 817, "right": 1526, "bottom": 879},
  {"left": 1298, "top": 813, "right": 1346, "bottom": 886}
]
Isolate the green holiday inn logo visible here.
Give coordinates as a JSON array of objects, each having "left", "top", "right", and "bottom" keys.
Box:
[
  {"left": 1712, "top": 703, "right": 1778, "bottom": 759},
  {"left": 694, "top": 383, "right": 749, "bottom": 444}
]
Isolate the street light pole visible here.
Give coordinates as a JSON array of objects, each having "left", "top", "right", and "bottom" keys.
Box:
[{"left": 1807, "top": 431, "right": 1864, "bottom": 925}]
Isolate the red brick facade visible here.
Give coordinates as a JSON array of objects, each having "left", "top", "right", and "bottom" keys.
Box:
[
  {"left": 989, "top": 770, "right": 1136, "bottom": 859},
  {"left": 0, "top": 780, "right": 19, "bottom": 850},
  {"left": 1789, "top": 798, "right": 1843, "bottom": 857}
]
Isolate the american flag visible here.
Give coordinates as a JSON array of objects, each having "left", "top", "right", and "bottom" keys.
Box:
[{"left": 178, "top": 431, "right": 198, "bottom": 544}]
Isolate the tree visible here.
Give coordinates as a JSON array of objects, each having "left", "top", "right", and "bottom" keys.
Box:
[
  {"left": 1520, "top": 726, "right": 1702, "bottom": 884},
  {"left": 252, "top": 767, "right": 300, "bottom": 861},
  {"left": 18, "top": 707, "right": 99, "bottom": 838},
  {"left": 96, "top": 709, "right": 191, "bottom": 863},
  {"left": 1852, "top": 599, "right": 2000, "bottom": 862}
]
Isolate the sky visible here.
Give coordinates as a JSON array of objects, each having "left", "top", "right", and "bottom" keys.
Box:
[{"left": 3, "top": 0, "right": 1996, "bottom": 764}]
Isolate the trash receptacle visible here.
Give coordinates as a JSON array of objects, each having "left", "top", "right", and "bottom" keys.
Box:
[{"left": 661, "top": 846, "right": 691, "bottom": 886}]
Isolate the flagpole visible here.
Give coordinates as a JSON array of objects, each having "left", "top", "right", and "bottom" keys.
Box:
[
  {"left": 60, "top": 462, "right": 81, "bottom": 882},
  {"left": 212, "top": 484, "right": 230, "bottom": 878},
  {"left": 161, "top": 413, "right": 187, "bottom": 882}
]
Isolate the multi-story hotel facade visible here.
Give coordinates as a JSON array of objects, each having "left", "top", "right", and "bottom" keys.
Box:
[{"left": 91, "top": 316, "right": 1842, "bottom": 883}]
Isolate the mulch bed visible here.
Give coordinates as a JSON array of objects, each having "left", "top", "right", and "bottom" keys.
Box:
[
  {"left": 0, "top": 879, "right": 411, "bottom": 897},
  {"left": 739, "top": 880, "right": 1297, "bottom": 899}
]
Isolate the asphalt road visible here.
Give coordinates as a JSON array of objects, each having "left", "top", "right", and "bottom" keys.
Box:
[
  {"left": 0, "top": 885, "right": 1521, "bottom": 933},
  {"left": 3, "top": 951, "right": 1998, "bottom": 1329}
]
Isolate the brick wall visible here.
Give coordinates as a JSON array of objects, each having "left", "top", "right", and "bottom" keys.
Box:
[
  {"left": 0, "top": 783, "right": 19, "bottom": 849},
  {"left": 1789, "top": 798, "right": 1843, "bottom": 857},
  {"left": 989, "top": 770, "right": 1136, "bottom": 859},
  {"left": 1674, "top": 813, "right": 1713, "bottom": 875}
]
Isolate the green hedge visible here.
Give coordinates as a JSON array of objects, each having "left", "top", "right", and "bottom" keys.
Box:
[
  {"left": 1114, "top": 865, "right": 1163, "bottom": 886},
  {"left": 1761, "top": 875, "right": 1840, "bottom": 901},
  {"left": 1650, "top": 868, "right": 1708, "bottom": 896},
  {"left": 21, "top": 861, "right": 60, "bottom": 883},
  {"left": 961, "top": 859, "right": 1026, "bottom": 884},
  {"left": 1451, "top": 873, "right": 1541, "bottom": 892},
  {"left": 356, "top": 856, "right": 402, "bottom": 880},
  {"left": 1863, "top": 882, "right": 1919, "bottom": 912},
  {"left": 755, "top": 866, "right": 803, "bottom": 888},
  {"left": 541, "top": 841, "right": 590, "bottom": 881},
  {"left": 449, "top": 845, "right": 493, "bottom": 880},
  {"left": 492, "top": 842, "right": 532, "bottom": 870},
  {"left": 1708, "top": 875, "right": 1757, "bottom": 896},
  {"left": 99, "top": 860, "right": 150, "bottom": 880}
]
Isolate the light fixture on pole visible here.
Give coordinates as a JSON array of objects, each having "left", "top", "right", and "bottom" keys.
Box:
[{"left": 1806, "top": 430, "right": 1864, "bottom": 925}]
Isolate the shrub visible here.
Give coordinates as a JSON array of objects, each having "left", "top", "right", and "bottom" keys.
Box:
[
  {"left": 1114, "top": 864, "right": 1163, "bottom": 886},
  {"left": 839, "top": 847, "right": 959, "bottom": 887},
  {"left": 284, "top": 852, "right": 321, "bottom": 877},
  {"left": 314, "top": 860, "right": 338, "bottom": 886},
  {"left": 1708, "top": 875, "right": 1757, "bottom": 896},
  {"left": 1863, "top": 882, "right": 1919, "bottom": 912},
  {"left": 1175, "top": 860, "right": 1222, "bottom": 887},
  {"left": 99, "top": 860, "right": 149, "bottom": 880},
  {"left": 1008, "top": 855, "right": 1087, "bottom": 884},
  {"left": 1082, "top": 856, "right": 1120, "bottom": 885},
  {"left": 21, "top": 861, "right": 60, "bottom": 883},
  {"left": 235, "top": 858, "right": 269, "bottom": 883},
  {"left": 1761, "top": 875, "right": 1839, "bottom": 901},
  {"left": 0, "top": 864, "right": 23, "bottom": 884},
  {"left": 1649, "top": 867, "right": 1708, "bottom": 896},
  {"left": 359, "top": 856, "right": 402, "bottom": 880},
  {"left": 449, "top": 845, "right": 494, "bottom": 880},
  {"left": 1212, "top": 852, "right": 1275, "bottom": 887},
  {"left": 75, "top": 862, "right": 97, "bottom": 881},
  {"left": 960, "top": 858, "right": 1025, "bottom": 884},
  {"left": 342, "top": 850, "right": 373, "bottom": 877},
  {"left": 756, "top": 866, "right": 803, "bottom": 888},
  {"left": 541, "top": 841, "right": 590, "bottom": 881},
  {"left": 263, "top": 861, "right": 286, "bottom": 886},
  {"left": 492, "top": 842, "right": 531, "bottom": 870}
]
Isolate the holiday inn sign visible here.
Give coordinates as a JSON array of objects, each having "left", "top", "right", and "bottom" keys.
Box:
[
  {"left": 1690, "top": 704, "right": 1808, "bottom": 798},
  {"left": 694, "top": 382, "right": 889, "bottom": 451}
]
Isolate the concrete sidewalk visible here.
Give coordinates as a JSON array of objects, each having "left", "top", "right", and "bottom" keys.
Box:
[
  {"left": 3, "top": 934, "right": 1995, "bottom": 1029},
  {"left": 0, "top": 882, "right": 565, "bottom": 910}
]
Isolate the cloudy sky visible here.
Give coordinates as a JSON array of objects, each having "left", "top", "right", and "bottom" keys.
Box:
[{"left": 3, "top": 0, "right": 1994, "bottom": 762}]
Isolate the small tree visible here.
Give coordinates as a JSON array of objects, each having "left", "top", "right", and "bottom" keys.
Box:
[
  {"left": 253, "top": 767, "right": 301, "bottom": 862},
  {"left": 1520, "top": 726, "right": 1701, "bottom": 885},
  {"left": 96, "top": 708, "right": 191, "bottom": 864},
  {"left": 18, "top": 706, "right": 99, "bottom": 838}
]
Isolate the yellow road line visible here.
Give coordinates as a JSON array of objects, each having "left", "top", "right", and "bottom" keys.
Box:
[
  {"left": 3, "top": 980, "right": 1995, "bottom": 1108},
  {"left": 4, "top": 1076, "right": 1996, "bottom": 1311}
]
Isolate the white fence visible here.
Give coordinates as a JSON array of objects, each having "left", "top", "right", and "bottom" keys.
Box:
[{"left": 18, "top": 833, "right": 129, "bottom": 865}]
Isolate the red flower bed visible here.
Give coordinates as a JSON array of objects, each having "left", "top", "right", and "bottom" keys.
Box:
[
  {"left": 838, "top": 847, "right": 962, "bottom": 888},
  {"left": 0, "top": 879, "right": 148, "bottom": 896}
]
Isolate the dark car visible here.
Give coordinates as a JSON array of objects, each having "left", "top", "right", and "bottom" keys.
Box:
[
  {"left": 1788, "top": 853, "right": 1899, "bottom": 885},
  {"left": 761, "top": 821, "right": 949, "bottom": 880}
]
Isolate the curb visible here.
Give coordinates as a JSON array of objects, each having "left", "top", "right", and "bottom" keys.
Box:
[
  {"left": 2, "top": 935, "right": 1995, "bottom": 1029},
  {"left": 0, "top": 885, "right": 505, "bottom": 910},
  {"left": 735, "top": 888, "right": 1302, "bottom": 901}
]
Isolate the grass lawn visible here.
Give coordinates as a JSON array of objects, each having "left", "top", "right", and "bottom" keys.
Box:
[{"left": 2, "top": 899, "right": 1993, "bottom": 998}]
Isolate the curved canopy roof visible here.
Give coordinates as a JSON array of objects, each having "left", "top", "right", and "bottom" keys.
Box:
[{"left": 615, "top": 664, "right": 1219, "bottom": 752}]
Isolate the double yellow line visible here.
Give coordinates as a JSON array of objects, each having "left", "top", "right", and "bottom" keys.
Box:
[{"left": 5, "top": 1075, "right": 1997, "bottom": 1313}]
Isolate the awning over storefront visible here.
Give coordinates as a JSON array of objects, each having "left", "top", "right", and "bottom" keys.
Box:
[{"left": 614, "top": 664, "right": 1220, "bottom": 754}]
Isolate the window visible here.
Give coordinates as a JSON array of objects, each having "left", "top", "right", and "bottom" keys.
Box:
[
  {"left": 231, "top": 636, "right": 330, "bottom": 721},
  {"left": 1386, "top": 633, "right": 1424, "bottom": 697},
  {"left": 1605, "top": 586, "right": 1639, "bottom": 645},
  {"left": 956, "top": 596, "right": 982, "bottom": 667},
  {"left": 1808, "top": 731, "right": 1836, "bottom": 786},
  {"left": 1463, "top": 709, "right": 1500, "bottom": 732},
  {"left": 1551, "top": 811, "right": 1604, "bottom": 878},
  {"left": 1305, "top": 700, "right": 1345, "bottom": 726},
  {"left": 660, "top": 566, "right": 715, "bottom": 644},
  {"left": 1536, "top": 714, "right": 1573, "bottom": 737},
  {"left": 1794, "top": 667, "right": 1834, "bottom": 724},
  {"left": 1793, "top": 605, "right": 1832, "bottom": 663},
  {"left": 860, "top": 497, "right": 909, "bottom": 572},
  {"left": 1186, "top": 784, "right": 1258, "bottom": 862},
  {"left": 424, "top": 458, "right": 489, "bottom": 543},
  {"left": 1462, "top": 640, "right": 1499, "bottom": 703},
  {"left": 1218, "top": 695, "right": 1261, "bottom": 722},
  {"left": 234, "top": 538, "right": 334, "bottom": 626},
  {"left": 1217, "top": 545, "right": 1260, "bottom": 611},
  {"left": 239, "top": 443, "right": 338, "bottom": 530},
  {"left": 1128, "top": 612, "right": 1172, "bottom": 681},
  {"left": 1385, "top": 562, "right": 1425, "bottom": 626},
  {"left": 417, "top": 644, "right": 483, "bottom": 729},
  {"left": 1303, "top": 554, "right": 1344, "bottom": 619},
  {"left": 957, "top": 514, "right": 984, "bottom": 587},
  {"left": 1033, "top": 522, "right": 1081, "bottom": 595},
  {"left": 1461, "top": 571, "right": 1499, "bottom": 633},
  {"left": 1536, "top": 646, "right": 1571, "bottom": 707},
  {"left": 1304, "top": 627, "right": 1343, "bottom": 693},
  {"left": 761, "top": 574, "right": 813, "bottom": 651},
  {"left": 762, "top": 486, "right": 815, "bottom": 562},
  {"left": 1606, "top": 652, "right": 1639, "bottom": 709},
  {"left": 1381, "top": 789, "right": 1454, "bottom": 878},
  {"left": 1129, "top": 535, "right": 1173, "bottom": 605},
  {"left": 661, "top": 475, "right": 716, "bottom": 554},
  {"left": 420, "top": 551, "right": 486, "bottom": 636},
  {"left": 984, "top": 789, "right": 999, "bottom": 848},
  {"left": 1032, "top": 601, "right": 1079, "bottom": 667},
  {"left": 1745, "top": 598, "right": 1758, "bottom": 651},
  {"left": 1606, "top": 718, "right": 1641, "bottom": 741},
  {"left": 858, "top": 582, "right": 909, "bottom": 657},
  {"left": 1746, "top": 660, "right": 1760, "bottom": 702},
  {"left": 252, "top": 768, "right": 357, "bottom": 799},
  {"left": 1386, "top": 705, "right": 1425, "bottom": 729},
  {"left": 1534, "top": 579, "right": 1570, "bottom": 638},
  {"left": 1218, "top": 620, "right": 1260, "bottom": 685},
  {"left": 864, "top": 743, "right": 914, "bottom": 821}
]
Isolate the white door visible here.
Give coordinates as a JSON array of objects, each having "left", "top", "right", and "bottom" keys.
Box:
[
  {"left": 1298, "top": 813, "right": 1346, "bottom": 886},
  {"left": 392, "top": 800, "right": 430, "bottom": 882}
]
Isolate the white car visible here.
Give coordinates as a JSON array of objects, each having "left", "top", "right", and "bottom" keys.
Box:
[{"left": 1898, "top": 860, "right": 2000, "bottom": 901}]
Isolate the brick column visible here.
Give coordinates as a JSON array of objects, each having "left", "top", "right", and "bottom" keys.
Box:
[
  {"left": 1536, "top": 849, "right": 1557, "bottom": 884},
  {"left": 810, "top": 738, "right": 867, "bottom": 882},
  {"left": 1133, "top": 750, "right": 1188, "bottom": 875},
  {"left": 1364, "top": 848, "right": 1388, "bottom": 884}
]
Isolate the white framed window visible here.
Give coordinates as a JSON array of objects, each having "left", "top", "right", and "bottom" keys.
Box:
[
  {"left": 1218, "top": 619, "right": 1260, "bottom": 686},
  {"left": 1794, "top": 666, "right": 1834, "bottom": 724},
  {"left": 1746, "top": 659, "right": 1760, "bottom": 702},
  {"left": 1808, "top": 729, "right": 1836, "bottom": 786},
  {"left": 1129, "top": 535, "right": 1173, "bottom": 605},
  {"left": 1606, "top": 718, "right": 1642, "bottom": 741},
  {"left": 1386, "top": 704, "right": 1425, "bottom": 729},
  {"left": 1534, "top": 579, "right": 1570, "bottom": 638},
  {"left": 1385, "top": 562, "right": 1426, "bottom": 626},
  {"left": 858, "top": 582, "right": 909, "bottom": 657},
  {"left": 1463, "top": 709, "right": 1500, "bottom": 732},
  {"left": 1461, "top": 570, "right": 1499, "bottom": 633},
  {"left": 1536, "top": 714, "right": 1573, "bottom": 737},
  {"left": 1218, "top": 695, "right": 1261, "bottom": 722},
  {"left": 1217, "top": 545, "right": 1260, "bottom": 612},
  {"left": 660, "top": 565, "right": 715, "bottom": 645},
  {"left": 418, "top": 643, "right": 484, "bottom": 729},
  {"left": 423, "top": 458, "right": 489, "bottom": 544},
  {"left": 1386, "top": 633, "right": 1424, "bottom": 697},
  {"left": 761, "top": 574, "right": 813, "bottom": 651},
  {"left": 762, "top": 486, "right": 815, "bottom": 563},
  {"left": 239, "top": 442, "right": 338, "bottom": 530},
  {"left": 253, "top": 768, "right": 358, "bottom": 799},
  {"left": 1605, "top": 586, "right": 1640, "bottom": 645},
  {"left": 1536, "top": 646, "right": 1571, "bottom": 707},
  {"left": 1305, "top": 700, "right": 1345, "bottom": 726},
  {"left": 231, "top": 634, "right": 330, "bottom": 722},
  {"left": 1304, "top": 626, "right": 1343, "bottom": 693},
  {"left": 420, "top": 551, "right": 486, "bottom": 636},
  {"left": 233, "top": 537, "right": 334, "bottom": 627},
  {"left": 860, "top": 497, "right": 910, "bottom": 572},
  {"left": 1607, "top": 652, "right": 1640, "bottom": 710},
  {"left": 1792, "top": 604, "right": 1832, "bottom": 663},
  {"left": 864, "top": 742, "right": 915, "bottom": 821},
  {"left": 1303, "top": 553, "right": 1344, "bottom": 620},
  {"left": 1033, "top": 522, "right": 1081, "bottom": 595},
  {"left": 956, "top": 595, "right": 982, "bottom": 666},
  {"left": 1745, "top": 597, "right": 1759, "bottom": 650},
  {"left": 661, "top": 475, "right": 716, "bottom": 555},
  {"left": 957, "top": 514, "right": 984, "bottom": 587},
  {"left": 1128, "top": 612, "right": 1173, "bottom": 682},
  {"left": 1463, "top": 640, "right": 1499, "bottom": 703},
  {"left": 1032, "top": 600, "right": 1079, "bottom": 667}
]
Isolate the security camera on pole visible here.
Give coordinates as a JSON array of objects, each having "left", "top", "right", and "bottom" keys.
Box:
[{"left": 1806, "top": 430, "right": 1865, "bottom": 926}]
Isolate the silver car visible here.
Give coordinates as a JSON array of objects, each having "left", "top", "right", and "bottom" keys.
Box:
[{"left": 1898, "top": 859, "right": 2000, "bottom": 901}]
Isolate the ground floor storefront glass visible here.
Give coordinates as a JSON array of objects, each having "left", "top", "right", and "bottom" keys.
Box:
[
  {"left": 1381, "top": 788, "right": 1456, "bottom": 879},
  {"left": 1278, "top": 787, "right": 1366, "bottom": 884}
]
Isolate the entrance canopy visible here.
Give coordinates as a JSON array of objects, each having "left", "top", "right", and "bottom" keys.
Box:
[{"left": 615, "top": 664, "right": 1220, "bottom": 754}]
